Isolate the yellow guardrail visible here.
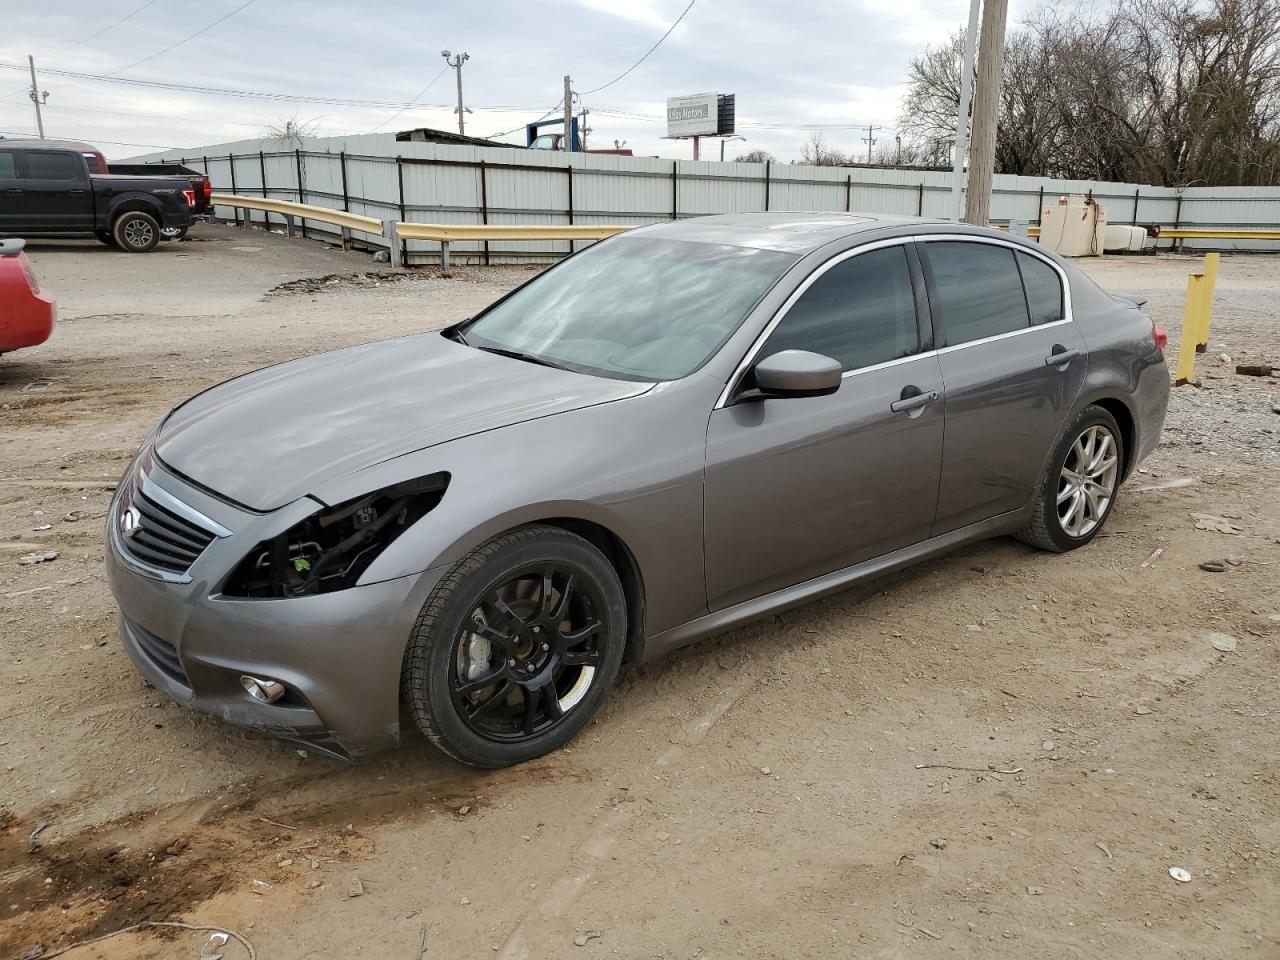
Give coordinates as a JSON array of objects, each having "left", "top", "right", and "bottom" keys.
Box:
[
  {"left": 1174, "top": 253, "right": 1220, "bottom": 386},
  {"left": 210, "top": 193, "right": 383, "bottom": 238},
  {"left": 394, "top": 223, "right": 631, "bottom": 243},
  {"left": 1003, "top": 225, "right": 1279, "bottom": 242}
]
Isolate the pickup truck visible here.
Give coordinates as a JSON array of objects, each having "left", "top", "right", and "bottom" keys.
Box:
[
  {"left": 108, "top": 161, "right": 212, "bottom": 237},
  {"left": 0, "top": 138, "right": 194, "bottom": 253}
]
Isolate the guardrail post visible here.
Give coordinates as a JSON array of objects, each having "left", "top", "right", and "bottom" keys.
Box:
[
  {"left": 383, "top": 220, "right": 403, "bottom": 268},
  {"left": 440, "top": 240, "right": 451, "bottom": 275},
  {"left": 1175, "top": 271, "right": 1206, "bottom": 385},
  {"left": 340, "top": 226, "right": 352, "bottom": 251},
  {"left": 285, "top": 214, "right": 296, "bottom": 238},
  {"left": 1195, "top": 252, "right": 1219, "bottom": 352}
]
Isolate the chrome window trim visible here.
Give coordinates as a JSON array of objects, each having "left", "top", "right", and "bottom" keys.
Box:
[
  {"left": 715, "top": 237, "right": 920, "bottom": 409},
  {"left": 714, "top": 232, "right": 1077, "bottom": 409}
]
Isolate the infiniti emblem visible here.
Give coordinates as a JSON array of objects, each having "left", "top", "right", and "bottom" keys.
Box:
[{"left": 120, "top": 505, "right": 142, "bottom": 539}]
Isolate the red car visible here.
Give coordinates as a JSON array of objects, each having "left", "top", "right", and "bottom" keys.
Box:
[{"left": 0, "top": 239, "right": 56, "bottom": 355}]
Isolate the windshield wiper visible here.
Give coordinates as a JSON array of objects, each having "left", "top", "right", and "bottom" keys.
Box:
[{"left": 473, "top": 344, "right": 573, "bottom": 372}]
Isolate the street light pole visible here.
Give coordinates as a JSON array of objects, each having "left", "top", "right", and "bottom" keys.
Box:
[
  {"left": 441, "top": 50, "right": 470, "bottom": 136},
  {"left": 720, "top": 134, "right": 745, "bottom": 161}
]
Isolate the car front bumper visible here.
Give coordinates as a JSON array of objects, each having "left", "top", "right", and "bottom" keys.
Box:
[{"left": 105, "top": 452, "right": 445, "bottom": 759}]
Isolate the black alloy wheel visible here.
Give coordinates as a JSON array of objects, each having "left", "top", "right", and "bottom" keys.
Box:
[{"left": 403, "top": 526, "right": 627, "bottom": 767}]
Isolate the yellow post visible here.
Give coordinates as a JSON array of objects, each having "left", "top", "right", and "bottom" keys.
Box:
[
  {"left": 1194, "top": 252, "right": 1219, "bottom": 353},
  {"left": 1175, "top": 272, "right": 1205, "bottom": 385}
]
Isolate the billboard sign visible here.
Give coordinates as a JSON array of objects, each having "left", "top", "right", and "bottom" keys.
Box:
[{"left": 667, "top": 93, "right": 721, "bottom": 138}]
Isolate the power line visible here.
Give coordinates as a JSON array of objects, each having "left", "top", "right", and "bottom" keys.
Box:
[
  {"left": 53, "top": 0, "right": 164, "bottom": 54},
  {"left": 112, "top": 0, "right": 260, "bottom": 74},
  {"left": 366, "top": 64, "right": 450, "bottom": 134},
  {"left": 0, "top": 61, "right": 540, "bottom": 112},
  {"left": 0, "top": 128, "right": 183, "bottom": 150},
  {"left": 39, "top": 101, "right": 265, "bottom": 128},
  {"left": 579, "top": 0, "right": 696, "bottom": 95}
]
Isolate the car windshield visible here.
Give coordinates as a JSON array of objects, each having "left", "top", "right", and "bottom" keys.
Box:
[{"left": 461, "top": 236, "right": 797, "bottom": 380}]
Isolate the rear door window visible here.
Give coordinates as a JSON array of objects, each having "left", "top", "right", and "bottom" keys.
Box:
[
  {"left": 25, "top": 151, "right": 83, "bottom": 180},
  {"left": 925, "top": 241, "right": 1030, "bottom": 346},
  {"left": 0, "top": 151, "right": 17, "bottom": 180},
  {"left": 1018, "top": 252, "right": 1065, "bottom": 325},
  {"left": 760, "top": 244, "right": 919, "bottom": 371}
]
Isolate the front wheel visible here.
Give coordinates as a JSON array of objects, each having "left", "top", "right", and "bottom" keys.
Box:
[
  {"left": 112, "top": 211, "right": 160, "bottom": 253},
  {"left": 1018, "top": 405, "right": 1124, "bottom": 552},
  {"left": 402, "top": 526, "right": 627, "bottom": 768}
]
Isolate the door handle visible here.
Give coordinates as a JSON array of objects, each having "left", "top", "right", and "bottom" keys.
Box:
[
  {"left": 1044, "top": 346, "right": 1081, "bottom": 368},
  {"left": 890, "top": 389, "right": 938, "bottom": 415},
  {"left": 3, "top": 188, "right": 20, "bottom": 194}
]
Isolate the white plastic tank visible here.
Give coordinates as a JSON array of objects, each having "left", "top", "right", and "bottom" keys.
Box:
[{"left": 1039, "top": 195, "right": 1108, "bottom": 257}]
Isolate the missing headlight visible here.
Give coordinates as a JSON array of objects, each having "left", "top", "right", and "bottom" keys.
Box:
[{"left": 223, "top": 473, "right": 449, "bottom": 598}]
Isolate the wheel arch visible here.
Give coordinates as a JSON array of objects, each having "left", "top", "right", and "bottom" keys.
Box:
[
  {"left": 1081, "top": 393, "right": 1137, "bottom": 480},
  {"left": 108, "top": 195, "right": 164, "bottom": 224}
]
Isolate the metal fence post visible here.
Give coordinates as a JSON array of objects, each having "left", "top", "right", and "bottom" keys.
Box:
[
  {"left": 294, "top": 149, "right": 307, "bottom": 239},
  {"left": 1132, "top": 188, "right": 1140, "bottom": 225},
  {"left": 480, "top": 159, "right": 490, "bottom": 267},
  {"left": 567, "top": 164, "right": 575, "bottom": 256},
  {"left": 227, "top": 153, "right": 239, "bottom": 227},
  {"left": 1037, "top": 185, "right": 1044, "bottom": 225},
  {"left": 671, "top": 160, "right": 678, "bottom": 220},
  {"left": 917, "top": 182, "right": 925, "bottom": 216},
  {"left": 259, "top": 151, "right": 268, "bottom": 230},
  {"left": 396, "top": 156, "right": 407, "bottom": 267},
  {"left": 845, "top": 174, "right": 852, "bottom": 213},
  {"left": 763, "top": 160, "right": 770, "bottom": 212},
  {"left": 340, "top": 151, "right": 349, "bottom": 212}
]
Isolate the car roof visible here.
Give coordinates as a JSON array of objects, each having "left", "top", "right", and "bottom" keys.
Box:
[
  {"left": 629, "top": 212, "right": 949, "bottom": 254},
  {"left": 0, "top": 137, "right": 102, "bottom": 153}
]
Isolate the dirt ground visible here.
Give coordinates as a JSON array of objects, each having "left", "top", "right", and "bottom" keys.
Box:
[{"left": 1, "top": 224, "right": 1278, "bottom": 960}]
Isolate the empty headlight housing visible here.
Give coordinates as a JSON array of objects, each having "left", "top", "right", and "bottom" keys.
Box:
[{"left": 222, "top": 473, "right": 449, "bottom": 598}]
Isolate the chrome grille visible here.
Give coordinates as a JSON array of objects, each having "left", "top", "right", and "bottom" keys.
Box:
[{"left": 117, "top": 471, "right": 225, "bottom": 577}]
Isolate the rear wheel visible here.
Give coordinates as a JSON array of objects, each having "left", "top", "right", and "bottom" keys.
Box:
[
  {"left": 1018, "top": 405, "right": 1124, "bottom": 552},
  {"left": 402, "top": 526, "right": 627, "bottom": 768},
  {"left": 111, "top": 211, "right": 160, "bottom": 253}
]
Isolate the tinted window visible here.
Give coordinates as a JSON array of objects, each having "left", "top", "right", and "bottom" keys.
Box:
[
  {"left": 1018, "top": 252, "right": 1064, "bottom": 325},
  {"left": 464, "top": 237, "right": 796, "bottom": 381},
  {"left": 926, "top": 241, "right": 1029, "bottom": 345},
  {"left": 761, "top": 245, "right": 918, "bottom": 371},
  {"left": 25, "top": 151, "right": 82, "bottom": 180},
  {"left": 0, "top": 151, "right": 16, "bottom": 179}
]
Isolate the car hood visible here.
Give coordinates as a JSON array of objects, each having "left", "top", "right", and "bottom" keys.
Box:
[{"left": 156, "top": 332, "right": 651, "bottom": 511}]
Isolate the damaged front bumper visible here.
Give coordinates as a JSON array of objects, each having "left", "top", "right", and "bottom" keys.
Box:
[{"left": 105, "top": 453, "right": 444, "bottom": 759}]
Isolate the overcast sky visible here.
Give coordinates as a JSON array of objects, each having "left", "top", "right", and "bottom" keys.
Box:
[{"left": 1, "top": 0, "right": 1048, "bottom": 161}]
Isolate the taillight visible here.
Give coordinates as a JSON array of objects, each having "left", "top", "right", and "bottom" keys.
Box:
[
  {"left": 1152, "top": 320, "right": 1168, "bottom": 352},
  {"left": 182, "top": 189, "right": 196, "bottom": 207},
  {"left": 201, "top": 179, "right": 212, "bottom": 200}
]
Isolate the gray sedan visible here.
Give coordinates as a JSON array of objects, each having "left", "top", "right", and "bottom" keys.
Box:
[{"left": 105, "top": 213, "right": 1170, "bottom": 767}]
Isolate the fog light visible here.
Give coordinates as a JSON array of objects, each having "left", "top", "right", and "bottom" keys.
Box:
[{"left": 240, "top": 674, "right": 286, "bottom": 703}]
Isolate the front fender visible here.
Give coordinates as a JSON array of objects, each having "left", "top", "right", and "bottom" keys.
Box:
[{"left": 311, "top": 384, "right": 714, "bottom": 638}]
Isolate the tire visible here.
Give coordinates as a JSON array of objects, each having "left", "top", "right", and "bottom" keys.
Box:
[
  {"left": 402, "top": 525, "right": 627, "bottom": 768},
  {"left": 1017, "top": 405, "right": 1125, "bottom": 552},
  {"left": 94, "top": 230, "right": 117, "bottom": 247},
  {"left": 111, "top": 211, "right": 160, "bottom": 253},
  {"left": 160, "top": 225, "right": 189, "bottom": 240}
]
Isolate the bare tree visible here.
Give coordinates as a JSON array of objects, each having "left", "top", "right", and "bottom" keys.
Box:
[
  {"left": 734, "top": 149, "right": 776, "bottom": 163},
  {"left": 799, "top": 131, "right": 854, "bottom": 165}
]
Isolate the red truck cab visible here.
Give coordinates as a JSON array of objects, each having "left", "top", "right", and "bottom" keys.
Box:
[{"left": 0, "top": 239, "right": 56, "bottom": 355}]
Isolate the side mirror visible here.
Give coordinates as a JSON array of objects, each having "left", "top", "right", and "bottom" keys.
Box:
[{"left": 745, "top": 350, "right": 842, "bottom": 400}]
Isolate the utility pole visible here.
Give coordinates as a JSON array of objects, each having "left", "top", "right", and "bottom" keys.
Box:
[
  {"left": 441, "top": 50, "right": 470, "bottom": 135},
  {"left": 27, "top": 55, "right": 46, "bottom": 139},
  {"left": 862, "top": 124, "right": 880, "bottom": 163},
  {"left": 964, "top": 0, "right": 1008, "bottom": 225},
  {"left": 895, "top": 134, "right": 902, "bottom": 166},
  {"left": 950, "top": 0, "right": 980, "bottom": 220},
  {"left": 563, "top": 75, "right": 574, "bottom": 152}
]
